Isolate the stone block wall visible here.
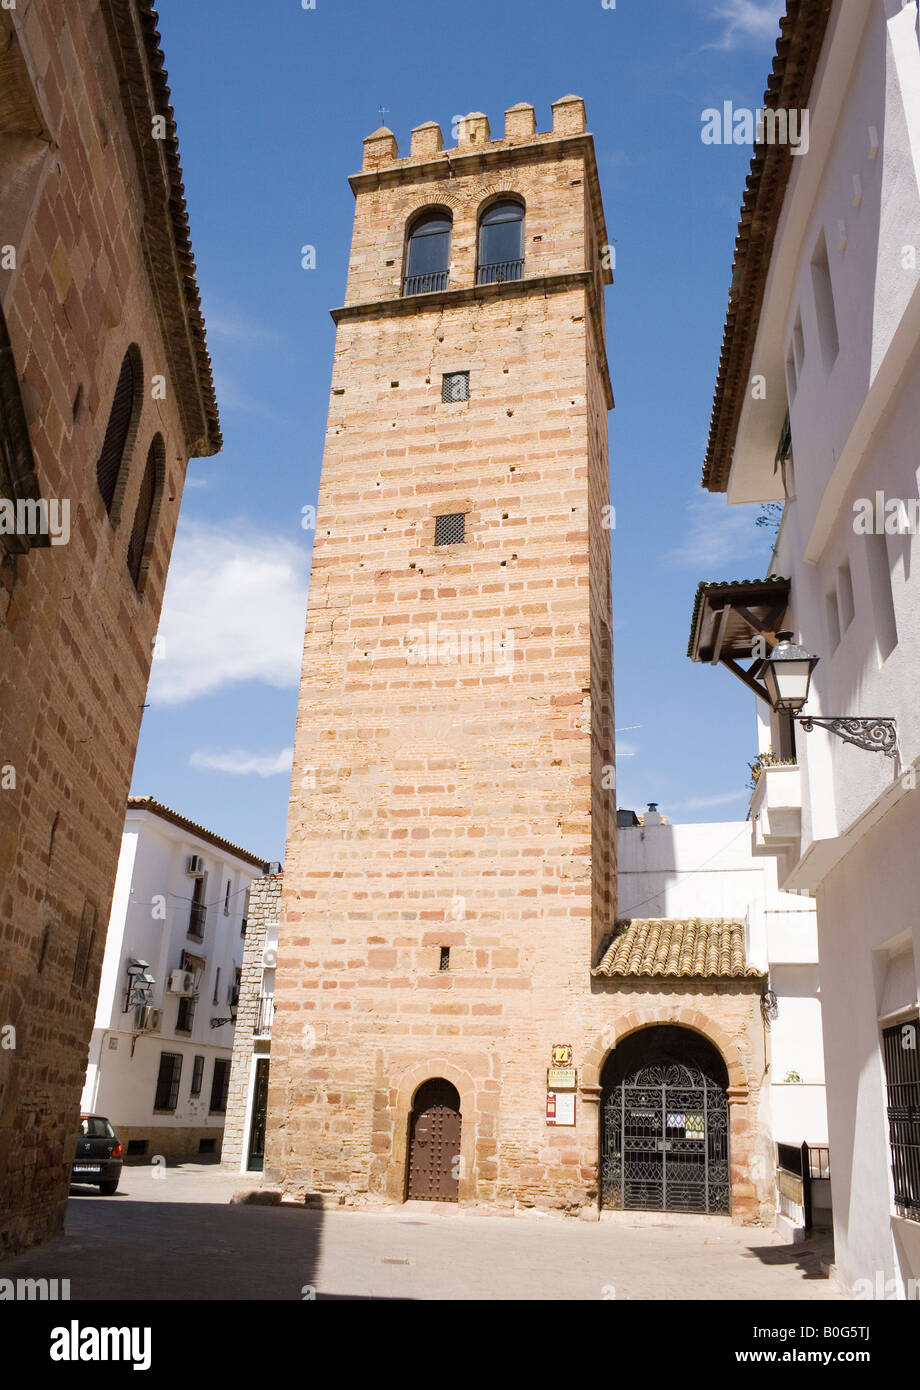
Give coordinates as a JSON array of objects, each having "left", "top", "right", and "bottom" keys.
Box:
[
  {"left": 265, "top": 104, "right": 626, "bottom": 1211},
  {"left": 0, "top": 1, "right": 218, "bottom": 1256},
  {"left": 221, "top": 875, "right": 281, "bottom": 1171}
]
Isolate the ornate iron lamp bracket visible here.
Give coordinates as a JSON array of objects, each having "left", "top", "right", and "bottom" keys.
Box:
[{"left": 795, "top": 715, "right": 899, "bottom": 759}]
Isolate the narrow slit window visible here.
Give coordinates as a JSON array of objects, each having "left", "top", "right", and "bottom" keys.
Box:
[
  {"left": 826, "top": 588, "right": 841, "bottom": 652},
  {"left": 865, "top": 532, "right": 898, "bottom": 662},
  {"left": 442, "top": 371, "right": 470, "bottom": 403},
  {"left": 837, "top": 559, "right": 855, "bottom": 631},
  {"left": 434, "top": 513, "right": 465, "bottom": 546},
  {"left": 439, "top": 946, "right": 450, "bottom": 971},
  {"left": 811, "top": 231, "right": 840, "bottom": 373}
]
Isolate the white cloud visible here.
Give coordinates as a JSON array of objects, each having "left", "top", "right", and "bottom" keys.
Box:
[
  {"left": 616, "top": 740, "right": 639, "bottom": 760},
  {"left": 666, "top": 491, "right": 765, "bottom": 570},
  {"left": 148, "top": 519, "right": 309, "bottom": 706},
  {"left": 190, "top": 747, "right": 294, "bottom": 777},
  {"left": 206, "top": 314, "right": 279, "bottom": 347},
  {"left": 705, "top": 0, "right": 783, "bottom": 50}
]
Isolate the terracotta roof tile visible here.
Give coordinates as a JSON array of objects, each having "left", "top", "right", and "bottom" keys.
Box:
[
  {"left": 593, "top": 918, "right": 764, "bottom": 979},
  {"left": 127, "top": 796, "right": 267, "bottom": 868}
]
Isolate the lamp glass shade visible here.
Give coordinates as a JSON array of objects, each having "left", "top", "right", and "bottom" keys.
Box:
[{"left": 763, "top": 633, "right": 817, "bottom": 712}]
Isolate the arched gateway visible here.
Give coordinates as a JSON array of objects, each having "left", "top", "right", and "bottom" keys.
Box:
[
  {"left": 601, "top": 1026, "right": 730, "bottom": 1214},
  {"left": 406, "top": 1079, "right": 462, "bottom": 1202}
]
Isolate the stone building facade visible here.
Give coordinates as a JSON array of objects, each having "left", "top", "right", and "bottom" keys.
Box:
[
  {"left": 0, "top": 1, "right": 219, "bottom": 1255},
  {"left": 222, "top": 873, "right": 281, "bottom": 1172},
  {"left": 265, "top": 99, "right": 773, "bottom": 1222}
]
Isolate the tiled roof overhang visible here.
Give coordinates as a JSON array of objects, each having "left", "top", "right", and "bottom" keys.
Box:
[
  {"left": 702, "top": 0, "right": 833, "bottom": 493},
  {"left": 127, "top": 796, "right": 267, "bottom": 868},
  {"left": 687, "top": 576, "right": 790, "bottom": 661},
  {"left": 100, "top": 2, "right": 221, "bottom": 456},
  {"left": 593, "top": 918, "right": 765, "bottom": 980}
]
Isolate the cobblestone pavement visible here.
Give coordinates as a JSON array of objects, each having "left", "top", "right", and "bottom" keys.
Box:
[{"left": 0, "top": 1163, "right": 845, "bottom": 1301}]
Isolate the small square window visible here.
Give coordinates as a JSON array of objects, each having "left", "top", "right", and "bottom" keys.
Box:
[
  {"left": 434, "top": 513, "right": 465, "bottom": 546},
  {"left": 442, "top": 371, "right": 470, "bottom": 403}
]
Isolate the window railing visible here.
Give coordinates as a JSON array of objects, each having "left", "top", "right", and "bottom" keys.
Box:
[
  {"left": 255, "top": 994, "right": 274, "bottom": 1037},
  {"left": 402, "top": 270, "right": 449, "bottom": 296},
  {"left": 476, "top": 258, "right": 524, "bottom": 286}
]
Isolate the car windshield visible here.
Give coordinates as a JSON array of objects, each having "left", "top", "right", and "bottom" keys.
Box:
[{"left": 79, "top": 1117, "right": 115, "bottom": 1138}]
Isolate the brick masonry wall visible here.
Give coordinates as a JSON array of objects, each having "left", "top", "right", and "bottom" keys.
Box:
[
  {"left": 264, "top": 107, "right": 773, "bottom": 1222},
  {"left": 0, "top": 2, "right": 212, "bottom": 1255},
  {"left": 222, "top": 875, "right": 281, "bottom": 1170}
]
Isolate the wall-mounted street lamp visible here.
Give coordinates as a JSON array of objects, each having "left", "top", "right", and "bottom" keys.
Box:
[
  {"left": 123, "top": 958, "right": 156, "bottom": 1013},
  {"left": 755, "top": 633, "right": 899, "bottom": 759}
]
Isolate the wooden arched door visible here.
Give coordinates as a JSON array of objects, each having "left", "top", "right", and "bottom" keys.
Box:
[{"left": 406, "top": 1078, "right": 461, "bottom": 1201}]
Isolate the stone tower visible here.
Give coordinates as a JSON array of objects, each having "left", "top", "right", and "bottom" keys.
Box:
[{"left": 266, "top": 97, "right": 618, "bottom": 1211}]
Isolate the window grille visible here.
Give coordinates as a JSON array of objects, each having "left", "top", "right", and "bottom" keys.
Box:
[
  {"left": 442, "top": 371, "right": 469, "bottom": 403},
  {"left": 176, "top": 995, "right": 196, "bottom": 1034},
  {"left": 882, "top": 1018, "right": 920, "bottom": 1220},
  {"left": 127, "top": 435, "right": 163, "bottom": 590},
  {"left": 97, "top": 348, "right": 140, "bottom": 515},
  {"left": 434, "top": 513, "right": 465, "bottom": 546},
  {"left": 209, "top": 1057, "right": 231, "bottom": 1114},
  {"left": 190, "top": 1055, "right": 205, "bottom": 1096},
  {"left": 154, "top": 1052, "right": 183, "bottom": 1111}
]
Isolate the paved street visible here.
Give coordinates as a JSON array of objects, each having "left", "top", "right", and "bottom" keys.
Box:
[{"left": 0, "top": 1164, "right": 845, "bottom": 1301}]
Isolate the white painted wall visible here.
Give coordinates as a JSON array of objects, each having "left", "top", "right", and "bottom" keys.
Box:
[
  {"left": 617, "top": 819, "right": 828, "bottom": 1145},
  {"left": 717, "top": 0, "right": 920, "bottom": 1295},
  {"left": 80, "top": 807, "right": 262, "bottom": 1147}
]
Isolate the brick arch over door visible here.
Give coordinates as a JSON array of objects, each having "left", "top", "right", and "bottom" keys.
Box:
[
  {"left": 581, "top": 1005, "right": 767, "bottom": 1223},
  {"left": 385, "top": 1058, "right": 478, "bottom": 1203},
  {"left": 581, "top": 1005, "right": 750, "bottom": 1094}
]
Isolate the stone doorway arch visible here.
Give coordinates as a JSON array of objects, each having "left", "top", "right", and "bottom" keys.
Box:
[
  {"left": 600, "top": 1025, "right": 730, "bottom": 1213},
  {"left": 405, "top": 1078, "right": 462, "bottom": 1202}
]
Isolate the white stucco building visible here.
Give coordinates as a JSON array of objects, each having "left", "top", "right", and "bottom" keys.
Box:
[
  {"left": 691, "top": 0, "right": 920, "bottom": 1297},
  {"left": 81, "top": 797, "right": 267, "bottom": 1162},
  {"left": 618, "top": 809, "right": 829, "bottom": 1233}
]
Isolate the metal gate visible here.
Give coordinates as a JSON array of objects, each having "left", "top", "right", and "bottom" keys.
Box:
[
  {"left": 247, "top": 1058, "right": 270, "bottom": 1172},
  {"left": 406, "top": 1078, "right": 461, "bottom": 1201},
  {"left": 602, "top": 1061, "right": 730, "bottom": 1213}
]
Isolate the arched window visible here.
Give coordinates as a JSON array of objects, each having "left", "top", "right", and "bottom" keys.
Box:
[
  {"left": 402, "top": 210, "right": 452, "bottom": 296},
  {"left": 477, "top": 199, "right": 524, "bottom": 284},
  {"left": 96, "top": 346, "right": 142, "bottom": 517},
  {"left": 126, "top": 434, "right": 164, "bottom": 592}
]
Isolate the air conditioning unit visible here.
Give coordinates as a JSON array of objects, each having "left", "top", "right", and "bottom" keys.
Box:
[
  {"left": 186, "top": 854, "right": 205, "bottom": 876},
  {"left": 134, "top": 1005, "right": 162, "bottom": 1033},
  {"left": 261, "top": 946, "right": 277, "bottom": 969},
  {"left": 168, "top": 969, "right": 195, "bottom": 997}
]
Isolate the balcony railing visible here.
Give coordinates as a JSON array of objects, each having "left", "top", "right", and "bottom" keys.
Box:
[
  {"left": 402, "top": 270, "right": 448, "bottom": 296},
  {"left": 255, "top": 994, "right": 274, "bottom": 1037},
  {"left": 476, "top": 258, "right": 524, "bottom": 286}
]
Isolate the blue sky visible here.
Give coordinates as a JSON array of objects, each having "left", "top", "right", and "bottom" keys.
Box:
[{"left": 131, "top": 0, "right": 786, "bottom": 861}]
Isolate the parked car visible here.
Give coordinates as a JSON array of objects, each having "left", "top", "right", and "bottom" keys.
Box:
[{"left": 72, "top": 1115, "right": 123, "bottom": 1195}]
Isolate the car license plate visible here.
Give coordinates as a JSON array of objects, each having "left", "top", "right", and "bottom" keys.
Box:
[{"left": 73, "top": 1164, "right": 100, "bottom": 1173}]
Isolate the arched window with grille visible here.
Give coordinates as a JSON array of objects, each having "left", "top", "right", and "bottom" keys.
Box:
[
  {"left": 402, "top": 209, "right": 452, "bottom": 296},
  {"left": 477, "top": 199, "right": 524, "bottom": 284},
  {"left": 96, "top": 345, "right": 142, "bottom": 518},
  {"left": 126, "top": 433, "right": 164, "bottom": 592}
]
